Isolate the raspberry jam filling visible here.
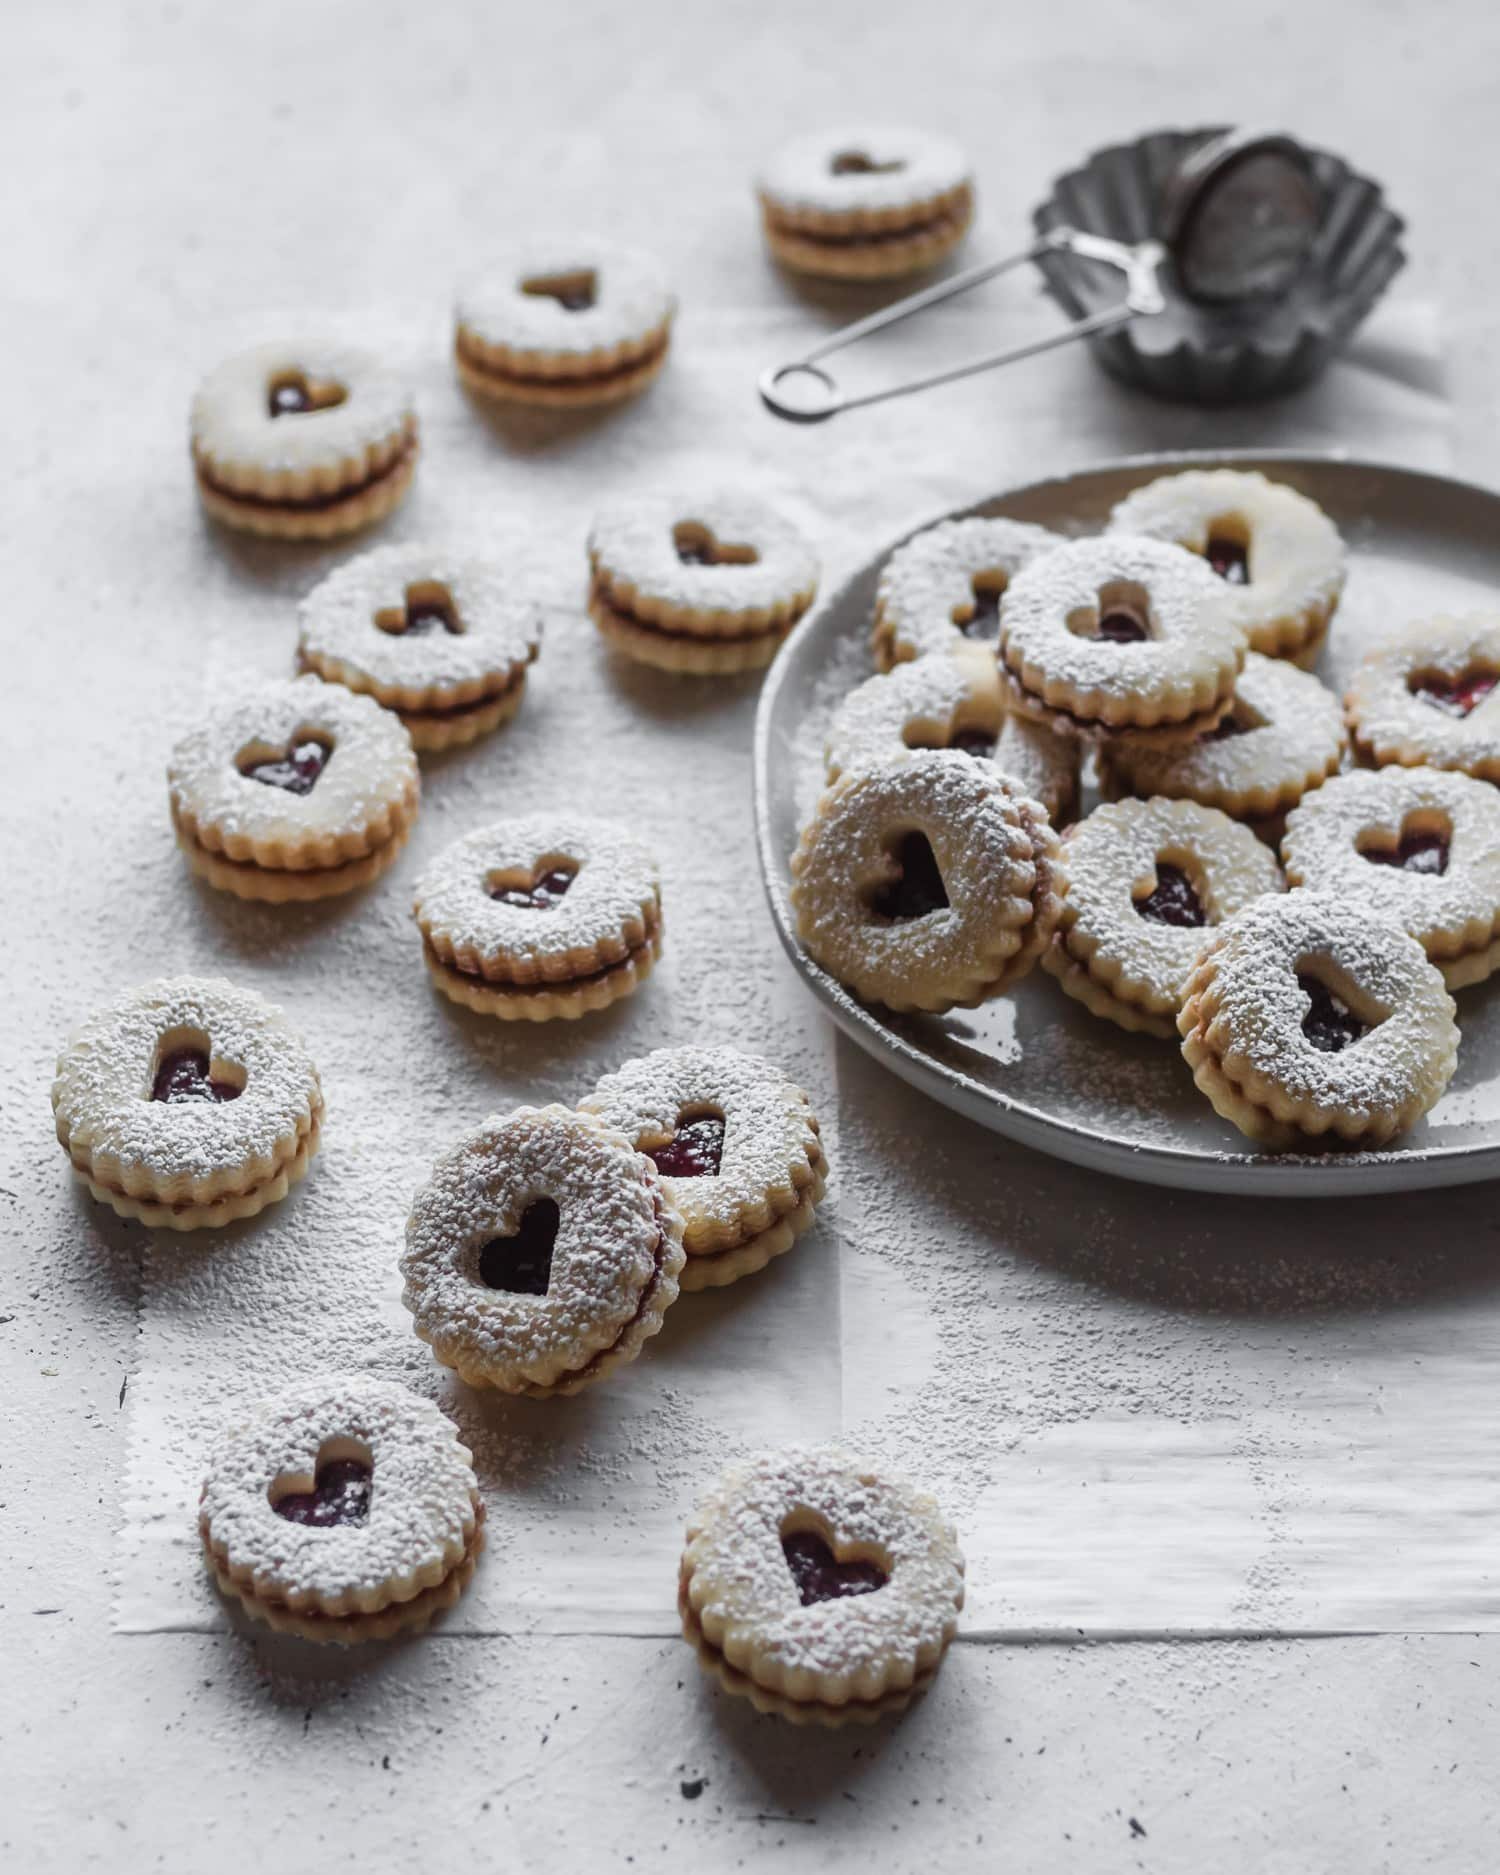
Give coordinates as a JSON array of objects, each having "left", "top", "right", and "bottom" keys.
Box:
[
  {"left": 265, "top": 371, "right": 347, "bottom": 420},
  {"left": 1297, "top": 973, "right": 1368, "bottom": 1053},
  {"left": 1134, "top": 862, "right": 1206, "bottom": 928},
  {"left": 958, "top": 583, "right": 1002, "bottom": 640},
  {"left": 521, "top": 268, "right": 598, "bottom": 312},
  {"left": 151, "top": 1048, "right": 242, "bottom": 1104},
  {"left": 239, "top": 736, "right": 333, "bottom": 796},
  {"left": 273, "top": 1456, "right": 372, "bottom": 1528},
  {"left": 649, "top": 1114, "right": 725, "bottom": 1179},
  {"left": 488, "top": 865, "right": 577, "bottom": 910},
  {"left": 869, "top": 832, "right": 949, "bottom": 921},
  {"left": 951, "top": 729, "right": 997, "bottom": 759},
  {"left": 1096, "top": 612, "right": 1149, "bottom": 643},
  {"left": 479, "top": 1198, "right": 559, "bottom": 1295},
  {"left": 782, "top": 1530, "right": 889, "bottom": 1604},
  {"left": 1409, "top": 668, "right": 1500, "bottom": 718},
  {"left": 1207, "top": 707, "right": 1253, "bottom": 741},
  {"left": 829, "top": 150, "right": 907, "bottom": 176},
  {"left": 1206, "top": 537, "right": 1250, "bottom": 584},
  {"left": 672, "top": 522, "right": 759, "bottom": 568},
  {"left": 1361, "top": 828, "right": 1450, "bottom": 877}
]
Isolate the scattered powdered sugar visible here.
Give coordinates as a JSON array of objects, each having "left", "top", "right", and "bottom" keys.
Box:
[
  {"left": 758, "top": 127, "right": 971, "bottom": 219},
  {"left": 190, "top": 339, "right": 415, "bottom": 478},
  {"left": 874, "top": 516, "right": 1062, "bottom": 664},
  {"left": 589, "top": 490, "right": 819, "bottom": 628},
  {"left": 455, "top": 238, "right": 675, "bottom": 358},
  {"left": 1346, "top": 613, "right": 1500, "bottom": 770}
]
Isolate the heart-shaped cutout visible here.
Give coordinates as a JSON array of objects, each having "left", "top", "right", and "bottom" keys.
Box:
[
  {"left": 1134, "top": 861, "right": 1207, "bottom": 929},
  {"left": 375, "top": 580, "right": 464, "bottom": 638},
  {"left": 829, "top": 150, "right": 907, "bottom": 176},
  {"left": 951, "top": 576, "right": 1005, "bottom": 641},
  {"left": 1409, "top": 668, "right": 1500, "bottom": 719},
  {"left": 1068, "top": 579, "right": 1154, "bottom": 645},
  {"left": 487, "top": 863, "right": 577, "bottom": 910},
  {"left": 266, "top": 369, "right": 348, "bottom": 419},
  {"left": 521, "top": 268, "right": 598, "bottom": 312},
  {"left": 781, "top": 1526, "right": 889, "bottom": 1605},
  {"left": 672, "top": 521, "right": 760, "bottom": 568},
  {"left": 867, "top": 831, "right": 949, "bottom": 922},
  {"left": 1297, "top": 971, "right": 1372, "bottom": 1054},
  {"left": 151, "top": 1033, "right": 244, "bottom": 1105},
  {"left": 1359, "top": 815, "right": 1450, "bottom": 877},
  {"left": 1205, "top": 534, "right": 1250, "bottom": 585},
  {"left": 649, "top": 1110, "right": 725, "bottom": 1180},
  {"left": 479, "top": 1199, "right": 560, "bottom": 1295},
  {"left": 237, "top": 734, "right": 333, "bottom": 796},
  {"left": 271, "top": 1441, "right": 373, "bottom": 1528}
]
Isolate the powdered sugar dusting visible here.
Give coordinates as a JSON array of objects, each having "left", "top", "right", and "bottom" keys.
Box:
[{"left": 190, "top": 338, "right": 415, "bottom": 479}]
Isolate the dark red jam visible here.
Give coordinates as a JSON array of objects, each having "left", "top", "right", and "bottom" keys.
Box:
[
  {"left": 1134, "top": 863, "right": 1206, "bottom": 929},
  {"left": 273, "top": 1456, "right": 372, "bottom": 1528},
  {"left": 1096, "top": 611, "right": 1149, "bottom": 643},
  {"left": 489, "top": 866, "right": 576, "bottom": 911},
  {"left": 829, "top": 151, "right": 906, "bottom": 176},
  {"left": 388, "top": 592, "right": 462, "bottom": 636},
  {"left": 479, "top": 1199, "right": 559, "bottom": 1295},
  {"left": 1361, "top": 828, "right": 1450, "bottom": 877},
  {"left": 239, "top": 736, "right": 332, "bottom": 796},
  {"left": 649, "top": 1114, "right": 725, "bottom": 1179},
  {"left": 782, "top": 1530, "right": 888, "bottom": 1604},
  {"left": 522, "top": 272, "right": 597, "bottom": 312},
  {"left": 1205, "top": 537, "right": 1250, "bottom": 584},
  {"left": 150, "top": 1048, "right": 241, "bottom": 1104},
  {"left": 951, "top": 729, "right": 997, "bottom": 759},
  {"left": 869, "top": 832, "right": 949, "bottom": 921},
  {"left": 1298, "top": 974, "right": 1367, "bottom": 1053},
  {"left": 1206, "top": 708, "right": 1252, "bottom": 740},
  {"left": 960, "top": 584, "right": 1002, "bottom": 640},
  {"left": 265, "top": 372, "right": 345, "bottom": 419},
  {"left": 1409, "top": 669, "right": 1500, "bottom": 718}
]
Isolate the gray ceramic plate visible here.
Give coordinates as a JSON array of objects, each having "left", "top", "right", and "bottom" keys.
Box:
[{"left": 755, "top": 451, "right": 1500, "bottom": 1195}]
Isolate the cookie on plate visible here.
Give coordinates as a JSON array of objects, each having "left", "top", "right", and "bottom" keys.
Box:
[
  {"left": 1345, "top": 614, "right": 1500, "bottom": 781},
  {"left": 872, "top": 515, "right": 1063, "bottom": 669}
]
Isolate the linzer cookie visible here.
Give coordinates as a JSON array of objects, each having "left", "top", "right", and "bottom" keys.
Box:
[
  {"left": 412, "top": 816, "right": 661, "bottom": 1021},
  {"left": 401, "top": 1105, "right": 686, "bottom": 1397},
  {"left": 1178, "top": 891, "right": 1458, "bottom": 1151},
  {"left": 871, "top": 515, "right": 1063, "bottom": 669},
  {"left": 999, "top": 536, "right": 1247, "bottom": 745},
  {"left": 52, "top": 977, "right": 322, "bottom": 1229},
  {"left": 455, "top": 238, "right": 674, "bottom": 407},
  {"left": 297, "top": 544, "right": 543, "bottom": 753},
  {"left": 679, "top": 1448, "right": 964, "bottom": 1726},
  {"left": 790, "top": 751, "right": 1065, "bottom": 1013},
  {"left": 1345, "top": 614, "right": 1500, "bottom": 781},
  {"left": 190, "top": 339, "right": 418, "bottom": 539},
  {"left": 1108, "top": 468, "right": 1345, "bottom": 665},
  {"left": 1044, "top": 798, "right": 1283, "bottom": 1037},
  {"left": 168, "top": 676, "right": 419, "bottom": 901},
  {"left": 200, "top": 1376, "right": 482, "bottom": 1644},
  {"left": 588, "top": 489, "right": 819, "bottom": 675},
  {"left": 580, "top": 1046, "right": 826, "bottom": 1291},
  {"left": 1281, "top": 766, "right": 1500, "bottom": 990},
  {"left": 758, "top": 127, "right": 973, "bottom": 280}
]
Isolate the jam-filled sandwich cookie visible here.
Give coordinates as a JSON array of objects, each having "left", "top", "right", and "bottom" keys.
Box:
[
  {"left": 679, "top": 1448, "right": 964, "bottom": 1726},
  {"left": 52, "top": 977, "right": 322, "bottom": 1229},
  {"left": 1345, "top": 614, "right": 1500, "bottom": 782},
  {"left": 580, "top": 1046, "right": 826, "bottom": 1291},
  {"left": 588, "top": 490, "right": 818, "bottom": 675},
  {"left": 790, "top": 751, "right": 1065, "bottom": 1014},
  {"left": 1281, "top": 766, "right": 1500, "bottom": 990},
  {"left": 1100, "top": 653, "right": 1346, "bottom": 828},
  {"left": 1000, "top": 536, "right": 1247, "bottom": 745},
  {"left": 455, "top": 238, "right": 674, "bottom": 407},
  {"left": 401, "top": 1105, "right": 686, "bottom": 1397},
  {"left": 190, "top": 339, "right": 418, "bottom": 539},
  {"left": 412, "top": 816, "right": 661, "bottom": 1021},
  {"left": 1107, "top": 469, "right": 1345, "bottom": 666},
  {"left": 168, "top": 676, "right": 419, "bottom": 902},
  {"left": 1178, "top": 891, "right": 1458, "bottom": 1151},
  {"left": 871, "top": 515, "right": 1063, "bottom": 670},
  {"left": 297, "top": 545, "right": 543, "bottom": 753},
  {"left": 1044, "top": 798, "right": 1283, "bottom": 1038},
  {"left": 758, "top": 127, "right": 973, "bottom": 281},
  {"left": 200, "top": 1376, "right": 482, "bottom": 1644}
]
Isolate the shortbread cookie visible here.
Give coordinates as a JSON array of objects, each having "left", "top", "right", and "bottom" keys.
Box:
[
  {"left": 1345, "top": 614, "right": 1500, "bottom": 781},
  {"left": 581, "top": 1047, "right": 826, "bottom": 1290},
  {"left": 52, "top": 977, "right": 322, "bottom": 1229},
  {"left": 824, "top": 646, "right": 1078, "bottom": 822},
  {"left": 1000, "top": 536, "right": 1246, "bottom": 745},
  {"left": 1281, "top": 766, "right": 1500, "bottom": 990},
  {"left": 297, "top": 544, "right": 544, "bottom": 752},
  {"left": 588, "top": 490, "right": 819, "bottom": 674},
  {"left": 1100, "top": 653, "right": 1346, "bottom": 826},
  {"left": 401, "top": 1105, "right": 686, "bottom": 1397},
  {"left": 168, "top": 676, "right": 420, "bottom": 901},
  {"left": 758, "top": 128, "right": 974, "bottom": 280},
  {"left": 790, "top": 751, "right": 1065, "bottom": 1013},
  {"left": 200, "top": 1376, "right": 482, "bottom": 1644},
  {"left": 190, "top": 339, "right": 418, "bottom": 539},
  {"left": 1044, "top": 798, "right": 1283, "bottom": 1037},
  {"left": 412, "top": 816, "right": 661, "bottom": 1021},
  {"left": 1107, "top": 469, "right": 1345, "bottom": 665},
  {"left": 679, "top": 1448, "right": 964, "bottom": 1726},
  {"left": 871, "top": 515, "right": 1063, "bottom": 669},
  {"left": 1178, "top": 891, "right": 1458, "bottom": 1151},
  {"left": 455, "top": 238, "right": 674, "bottom": 407}
]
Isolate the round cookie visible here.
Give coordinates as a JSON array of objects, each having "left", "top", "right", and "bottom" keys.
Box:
[
  {"left": 412, "top": 816, "right": 662, "bottom": 1021},
  {"left": 1107, "top": 469, "right": 1345, "bottom": 665},
  {"left": 588, "top": 490, "right": 819, "bottom": 675},
  {"left": 1345, "top": 614, "right": 1500, "bottom": 781},
  {"left": 679, "top": 1447, "right": 964, "bottom": 1726},
  {"left": 52, "top": 976, "right": 322, "bottom": 1230},
  {"left": 401, "top": 1105, "right": 686, "bottom": 1397},
  {"left": 200, "top": 1376, "right": 482, "bottom": 1644},
  {"left": 757, "top": 127, "right": 974, "bottom": 280},
  {"left": 190, "top": 338, "right": 418, "bottom": 539},
  {"left": 297, "top": 544, "right": 544, "bottom": 753},
  {"left": 790, "top": 751, "right": 1065, "bottom": 1014},
  {"left": 454, "top": 238, "right": 674, "bottom": 407},
  {"left": 872, "top": 516, "right": 1064, "bottom": 669},
  {"left": 1044, "top": 798, "right": 1284, "bottom": 1037},
  {"left": 1280, "top": 766, "right": 1500, "bottom": 990},
  {"left": 580, "top": 1046, "right": 826, "bottom": 1290},
  {"left": 1178, "top": 891, "right": 1458, "bottom": 1151},
  {"left": 1000, "top": 536, "right": 1246, "bottom": 744},
  {"left": 168, "top": 675, "right": 420, "bottom": 901}
]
